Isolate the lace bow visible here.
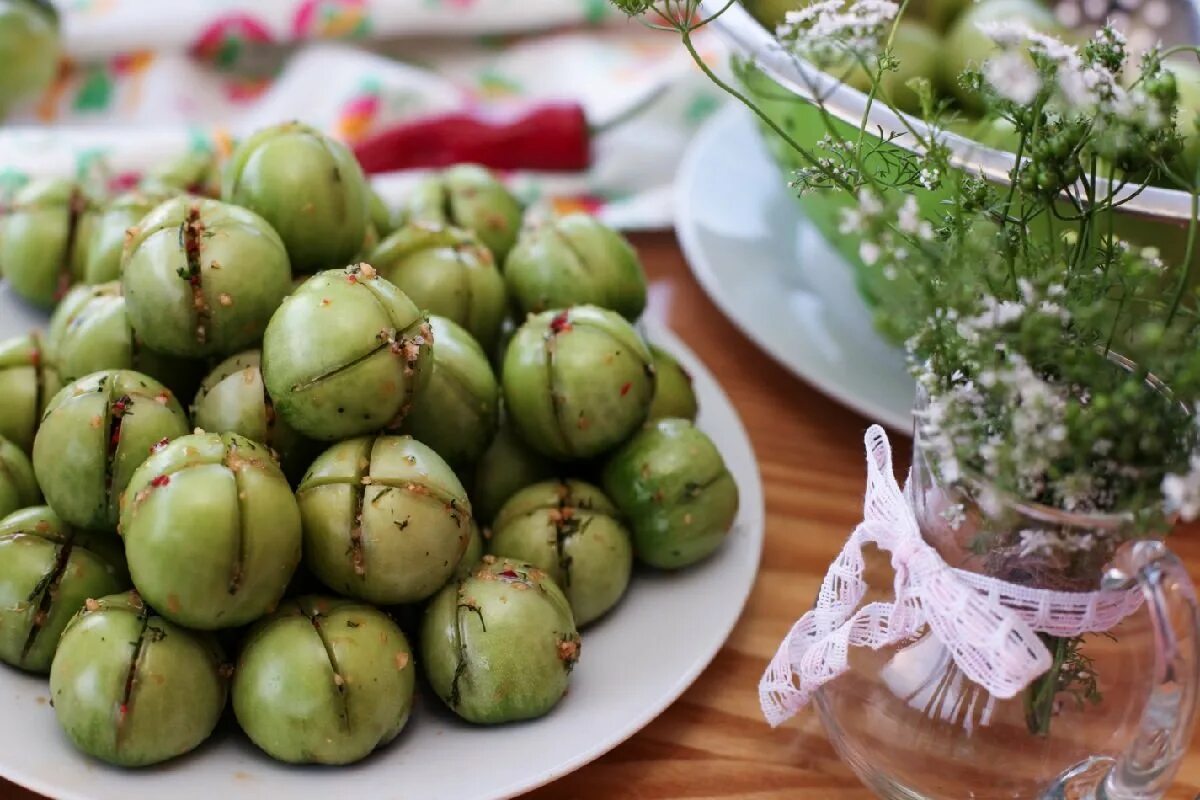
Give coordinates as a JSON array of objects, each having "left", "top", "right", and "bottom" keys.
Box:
[{"left": 759, "top": 424, "right": 1142, "bottom": 728}]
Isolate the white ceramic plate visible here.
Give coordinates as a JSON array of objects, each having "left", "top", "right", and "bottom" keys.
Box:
[
  {"left": 675, "top": 103, "right": 916, "bottom": 432},
  {"left": 0, "top": 293, "right": 764, "bottom": 800}
]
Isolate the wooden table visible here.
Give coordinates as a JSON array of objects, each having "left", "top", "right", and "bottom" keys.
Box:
[{"left": 5, "top": 232, "right": 1200, "bottom": 799}]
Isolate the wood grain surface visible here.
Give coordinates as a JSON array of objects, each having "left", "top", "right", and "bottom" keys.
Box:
[{"left": 4, "top": 231, "right": 1199, "bottom": 799}]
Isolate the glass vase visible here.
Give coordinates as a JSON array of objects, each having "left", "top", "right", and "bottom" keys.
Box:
[{"left": 813, "top": 400, "right": 1200, "bottom": 799}]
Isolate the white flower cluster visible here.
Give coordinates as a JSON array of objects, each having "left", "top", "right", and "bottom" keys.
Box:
[
  {"left": 954, "top": 280, "right": 1069, "bottom": 343},
  {"left": 778, "top": 0, "right": 900, "bottom": 61},
  {"left": 918, "top": 351, "right": 1129, "bottom": 529},
  {"left": 1139, "top": 245, "right": 1167, "bottom": 272},
  {"left": 910, "top": 274, "right": 1153, "bottom": 525},
  {"left": 977, "top": 22, "right": 1164, "bottom": 131},
  {"left": 1163, "top": 454, "right": 1200, "bottom": 521},
  {"left": 983, "top": 50, "right": 1042, "bottom": 105},
  {"left": 792, "top": 139, "right": 863, "bottom": 193},
  {"left": 998, "top": 355, "right": 1070, "bottom": 482},
  {"left": 1017, "top": 528, "right": 1097, "bottom": 557},
  {"left": 838, "top": 191, "right": 932, "bottom": 276},
  {"left": 940, "top": 502, "right": 967, "bottom": 530}
]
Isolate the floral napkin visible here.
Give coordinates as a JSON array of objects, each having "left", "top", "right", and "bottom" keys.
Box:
[{"left": 0, "top": 0, "right": 727, "bottom": 229}]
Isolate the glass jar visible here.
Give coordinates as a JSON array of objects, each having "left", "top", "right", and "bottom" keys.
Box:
[{"left": 813, "top": 395, "right": 1200, "bottom": 799}]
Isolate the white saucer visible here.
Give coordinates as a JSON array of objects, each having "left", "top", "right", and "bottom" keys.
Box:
[{"left": 675, "top": 103, "right": 915, "bottom": 432}]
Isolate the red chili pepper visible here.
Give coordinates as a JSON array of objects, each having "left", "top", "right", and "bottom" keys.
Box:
[
  {"left": 352, "top": 103, "right": 591, "bottom": 174},
  {"left": 150, "top": 475, "right": 170, "bottom": 488},
  {"left": 107, "top": 172, "right": 141, "bottom": 194},
  {"left": 620, "top": 382, "right": 632, "bottom": 397}
]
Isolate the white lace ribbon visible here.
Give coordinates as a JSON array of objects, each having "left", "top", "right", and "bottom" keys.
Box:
[{"left": 759, "top": 424, "right": 1144, "bottom": 728}]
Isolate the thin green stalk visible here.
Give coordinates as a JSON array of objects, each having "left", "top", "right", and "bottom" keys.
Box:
[
  {"left": 1155, "top": 44, "right": 1200, "bottom": 63},
  {"left": 851, "top": 0, "right": 913, "bottom": 171},
  {"left": 998, "top": 126, "right": 1029, "bottom": 290},
  {"left": 1108, "top": 181, "right": 1151, "bottom": 210},
  {"left": 1105, "top": 286, "right": 1127, "bottom": 353},
  {"left": 1104, "top": 161, "right": 1115, "bottom": 276},
  {"left": 689, "top": 0, "right": 738, "bottom": 31},
  {"left": 1063, "top": 155, "right": 1100, "bottom": 288},
  {"left": 1046, "top": 206, "right": 1057, "bottom": 258},
  {"left": 1025, "top": 635, "right": 1070, "bottom": 736},
  {"left": 1166, "top": 183, "right": 1200, "bottom": 325},
  {"left": 678, "top": 30, "right": 856, "bottom": 193}
]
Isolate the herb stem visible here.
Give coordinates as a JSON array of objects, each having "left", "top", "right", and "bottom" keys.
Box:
[
  {"left": 689, "top": 0, "right": 738, "bottom": 32},
  {"left": 678, "top": 29, "right": 855, "bottom": 193},
  {"left": 998, "top": 126, "right": 1029, "bottom": 291},
  {"left": 1167, "top": 170, "right": 1200, "bottom": 326},
  {"left": 853, "top": 0, "right": 910, "bottom": 160}
]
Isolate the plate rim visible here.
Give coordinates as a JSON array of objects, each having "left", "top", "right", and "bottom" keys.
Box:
[
  {"left": 674, "top": 103, "right": 914, "bottom": 434},
  {"left": 490, "top": 318, "right": 766, "bottom": 799},
  {"left": 0, "top": 316, "right": 766, "bottom": 800}
]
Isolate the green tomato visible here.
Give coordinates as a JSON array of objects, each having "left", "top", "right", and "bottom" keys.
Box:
[
  {"left": 121, "top": 432, "right": 301, "bottom": 629},
  {"left": 602, "top": 418, "right": 738, "bottom": 569},
  {"left": 368, "top": 187, "right": 394, "bottom": 238},
  {"left": 33, "top": 370, "right": 189, "bottom": 532},
  {"left": 46, "top": 281, "right": 198, "bottom": 394},
  {"left": 0, "top": 505, "right": 128, "bottom": 672},
  {"left": 490, "top": 314, "right": 518, "bottom": 370},
  {"left": 942, "top": 0, "right": 1061, "bottom": 110},
  {"left": 824, "top": 21, "right": 941, "bottom": 114},
  {"left": 122, "top": 196, "right": 292, "bottom": 358},
  {"left": 647, "top": 344, "right": 698, "bottom": 422},
  {"left": 421, "top": 557, "right": 579, "bottom": 724},
  {"left": 880, "top": 21, "right": 942, "bottom": 114},
  {"left": 919, "top": 0, "right": 972, "bottom": 32},
  {"left": 1170, "top": 62, "right": 1200, "bottom": 178},
  {"left": 77, "top": 188, "right": 173, "bottom": 285},
  {"left": 368, "top": 223, "right": 507, "bottom": 350},
  {"left": 44, "top": 283, "right": 96, "bottom": 362},
  {"left": 502, "top": 306, "right": 655, "bottom": 460},
  {"left": 49, "top": 591, "right": 228, "bottom": 767},
  {"left": 399, "top": 316, "right": 499, "bottom": 469},
  {"left": 503, "top": 213, "right": 647, "bottom": 321},
  {"left": 0, "top": 178, "right": 90, "bottom": 307},
  {"left": 261, "top": 265, "right": 434, "bottom": 441},
  {"left": 223, "top": 122, "right": 370, "bottom": 273},
  {"left": 945, "top": 115, "right": 1023, "bottom": 152},
  {"left": 192, "top": 350, "right": 312, "bottom": 480},
  {"left": 402, "top": 164, "right": 523, "bottom": 261},
  {"left": 470, "top": 420, "right": 557, "bottom": 525},
  {"left": 0, "top": 437, "right": 40, "bottom": 520},
  {"left": 358, "top": 189, "right": 394, "bottom": 258},
  {"left": 742, "top": 0, "right": 802, "bottom": 28},
  {"left": 145, "top": 149, "right": 221, "bottom": 197},
  {"left": 0, "top": 0, "right": 59, "bottom": 119},
  {"left": 454, "top": 520, "right": 485, "bottom": 579},
  {"left": 233, "top": 596, "right": 415, "bottom": 765},
  {"left": 297, "top": 435, "right": 471, "bottom": 605},
  {"left": 0, "top": 332, "right": 58, "bottom": 453},
  {"left": 489, "top": 479, "right": 633, "bottom": 626}
]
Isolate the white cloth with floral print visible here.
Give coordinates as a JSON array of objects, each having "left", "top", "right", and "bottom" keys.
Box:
[{"left": 0, "top": 0, "right": 728, "bottom": 229}]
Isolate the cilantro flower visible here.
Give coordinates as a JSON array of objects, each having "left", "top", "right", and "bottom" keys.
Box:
[{"left": 777, "top": 0, "right": 900, "bottom": 62}]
